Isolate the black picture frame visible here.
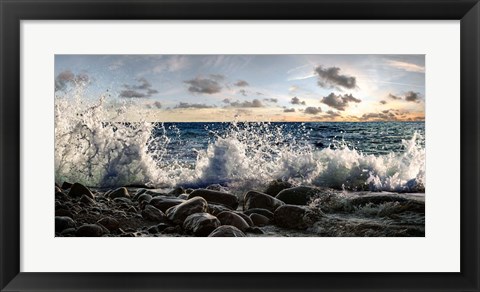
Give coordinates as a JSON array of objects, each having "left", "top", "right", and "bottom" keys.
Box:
[{"left": 1, "top": 0, "right": 479, "bottom": 291}]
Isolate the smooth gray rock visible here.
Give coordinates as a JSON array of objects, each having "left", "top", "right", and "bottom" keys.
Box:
[
  {"left": 208, "top": 225, "right": 246, "bottom": 237},
  {"left": 275, "top": 186, "right": 322, "bottom": 205},
  {"left": 165, "top": 197, "right": 209, "bottom": 225},
  {"left": 183, "top": 213, "right": 220, "bottom": 236},
  {"left": 244, "top": 190, "right": 285, "bottom": 212},
  {"left": 216, "top": 211, "right": 249, "bottom": 232},
  {"left": 188, "top": 189, "right": 239, "bottom": 209}
]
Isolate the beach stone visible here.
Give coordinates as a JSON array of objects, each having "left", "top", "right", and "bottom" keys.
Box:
[
  {"left": 183, "top": 213, "right": 221, "bottom": 236},
  {"left": 208, "top": 225, "right": 246, "bottom": 237},
  {"left": 165, "top": 197, "right": 208, "bottom": 224},
  {"left": 150, "top": 196, "right": 185, "bottom": 212},
  {"left": 108, "top": 187, "right": 130, "bottom": 199},
  {"left": 274, "top": 205, "right": 315, "bottom": 230},
  {"left": 55, "top": 209, "right": 74, "bottom": 218},
  {"left": 55, "top": 216, "right": 76, "bottom": 232},
  {"left": 247, "top": 227, "right": 264, "bottom": 234},
  {"left": 61, "top": 181, "right": 73, "bottom": 190},
  {"left": 132, "top": 189, "right": 148, "bottom": 201},
  {"left": 250, "top": 213, "right": 270, "bottom": 227},
  {"left": 96, "top": 217, "right": 119, "bottom": 231},
  {"left": 243, "top": 208, "right": 274, "bottom": 220},
  {"left": 142, "top": 205, "right": 166, "bottom": 223},
  {"left": 169, "top": 187, "right": 185, "bottom": 196},
  {"left": 275, "top": 186, "right": 321, "bottom": 205},
  {"left": 188, "top": 189, "right": 239, "bottom": 209},
  {"left": 113, "top": 197, "right": 132, "bottom": 204},
  {"left": 137, "top": 194, "right": 152, "bottom": 204},
  {"left": 233, "top": 211, "right": 254, "bottom": 226},
  {"left": 208, "top": 203, "right": 232, "bottom": 216},
  {"left": 76, "top": 224, "right": 105, "bottom": 237},
  {"left": 80, "top": 194, "right": 95, "bottom": 205},
  {"left": 264, "top": 180, "right": 293, "bottom": 197},
  {"left": 68, "top": 183, "right": 94, "bottom": 199},
  {"left": 244, "top": 190, "right": 285, "bottom": 212},
  {"left": 177, "top": 194, "right": 188, "bottom": 200},
  {"left": 216, "top": 211, "right": 249, "bottom": 232},
  {"left": 60, "top": 228, "right": 76, "bottom": 236},
  {"left": 55, "top": 191, "right": 69, "bottom": 201}
]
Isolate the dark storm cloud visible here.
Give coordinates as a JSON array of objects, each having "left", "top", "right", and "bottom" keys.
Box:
[
  {"left": 325, "top": 110, "right": 341, "bottom": 117},
  {"left": 388, "top": 91, "right": 422, "bottom": 102},
  {"left": 264, "top": 98, "right": 278, "bottom": 103},
  {"left": 234, "top": 80, "right": 249, "bottom": 87},
  {"left": 55, "top": 70, "right": 90, "bottom": 91},
  {"left": 230, "top": 99, "right": 264, "bottom": 108},
  {"left": 175, "top": 102, "right": 216, "bottom": 109},
  {"left": 239, "top": 89, "right": 248, "bottom": 96},
  {"left": 388, "top": 93, "right": 402, "bottom": 100},
  {"left": 320, "top": 93, "right": 361, "bottom": 111},
  {"left": 291, "top": 96, "right": 306, "bottom": 105},
  {"left": 361, "top": 109, "right": 399, "bottom": 121},
  {"left": 314, "top": 66, "right": 357, "bottom": 90},
  {"left": 184, "top": 76, "right": 222, "bottom": 94},
  {"left": 120, "top": 77, "right": 158, "bottom": 98},
  {"left": 304, "top": 107, "right": 322, "bottom": 115},
  {"left": 405, "top": 91, "right": 421, "bottom": 102},
  {"left": 222, "top": 98, "right": 231, "bottom": 104},
  {"left": 379, "top": 100, "right": 387, "bottom": 105},
  {"left": 152, "top": 101, "right": 162, "bottom": 109},
  {"left": 283, "top": 108, "right": 296, "bottom": 113}
]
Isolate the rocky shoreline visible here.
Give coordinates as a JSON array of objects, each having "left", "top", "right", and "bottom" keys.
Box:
[{"left": 55, "top": 180, "right": 425, "bottom": 237}]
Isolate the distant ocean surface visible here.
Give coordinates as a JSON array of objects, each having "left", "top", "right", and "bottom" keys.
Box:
[{"left": 55, "top": 102, "right": 425, "bottom": 194}]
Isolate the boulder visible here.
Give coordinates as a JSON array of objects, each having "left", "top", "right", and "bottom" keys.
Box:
[
  {"left": 150, "top": 196, "right": 185, "bottom": 212},
  {"left": 142, "top": 205, "right": 166, "bottom": 223},
  {"left": 61, "top": 181, "right": 73, "bottom": 190},
  {"left": 137, "top": 194, "right": 152, "bottom": 204},
  {"left": 216, "top": 211, "right": 249, "bottom": 232},
  {"left": 243, "top": 208, "right": 274, "bottom": 220},
  {"left": 233, "top": 211, "right": 254, "bottom": 227},
  {"left": 188, "top": 189, "right": 239, "bottom": 209},
  {"left": 169, "top": 187, "right": 185, "bottom": 196},
  {"left": 96, "top": 217, "right": 119, "bottom": 231},
  {"left": 208, "top": 225, "right": 246, "bottom": 237},
  {"left": 75, "top": 224, "right": 105, "bottom": 237},
  {"left": 274, "top": 205, "right": 316, "bottom": 230},
  {"left": 80, "top": 194, "right": 95, "bottom": 205},
  {"left": 264, "top": 180, "right": 293, "bottom": 197},
  {"left": 243, "top": 190, "right": 285, "bottom": 212},
  {"left": 275, "top": 186, "right": 321, "bottom": 205},
  {"left": 55, "top": 216, "right": 76, "bottom": 232},
  {"left": 208, "top": 203, "right": 232, "bottom": 216},
  {"left": 183, "top": 213, "right": 221, "bottom": 236},
  {"left": 249, "top": 213, "right": 270, "bottom": 227},
  {"left": 68, "top": 183, "right": 94, "bottom": 199},
  {"left": 107, "top": 187, "right": 130, "bottom": 199},
  {"left": 165, "top": 197, "right": 208, "bottom": 224}
]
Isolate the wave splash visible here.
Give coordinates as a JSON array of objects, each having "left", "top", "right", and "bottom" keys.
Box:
[{"left": 55, "top": 96, "right": 425, "bottom": 192}]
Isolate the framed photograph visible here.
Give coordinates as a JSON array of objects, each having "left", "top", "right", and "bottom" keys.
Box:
[{"left": 1, "top": 0, "right": 479, "bottom": 291}]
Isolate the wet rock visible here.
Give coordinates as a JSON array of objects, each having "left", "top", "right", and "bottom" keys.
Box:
[
  {"left": 274, "top": 205, "right": 316, "bottom": 230},
  {"left": 216, "top": 211, "right": 249, "bottom": 232},
  {"left": 113, "top": 197, "right": 132, "bottom": 204},
  {"left": 250, "top": 213, "right": 270, "bottom": 227},
  {"left": 169, "top": 187, "right": 185, "bottom": 196},
  {"left": 188, "top": 189, "right": 239, "bottom": 209},
  {"left": 61, "top": 181, "right": 73, "bottom": 190},
  {"left": 208, "top": 225, "right": 246, "bottom": 237},
  {"left": 264, "top": 180, "right": 293, "bottom": 197},
  {"left": 60, "top": 228, "right": 76, "bottom": 236},
  {"left": 150, "top": 196, "right": 185, "bottom": 212},
  {"left": 55, "top": 209, "right": 74, "bottom": 218},
  {"left": 107, "top": 187, "right": 130, "bottom": 199},
  {"left": 244, "top": 190, "right": 285, "bottom": 212},
  {"left": 96, "top": 217, "right": 119, "bottom": 231},
  {"left": 275, "top": 186, "right": 321, "bottom": 205},
  {"left": 55, "top": 191, "right": 69, "bottom": 201},
  {"left": 246, "top": 227, "right": 264, "bottom": 234},
  {"left": 350, "top": 195, "right": 408, "bottom": 206},
  {"left": 137, "top": 194, "right": 152, "bottom": 204},
  {"left": 183, "top": 213, "right": 221, "bottom": 236},
  {"left": 243, "top": 208, "right": 274, "bottom": 220},
  {"left": 147, "top": 225, "right": 159, "bottom": 234},
  {"left": 68, "top": 183, "right": 94, "bottom": 199},
  {"left": 165, "top": 197, "right": 208, "bottom": 225},
  {"left": 234, "top": 211, "right": 254, "bottom": 226},
  {"left": 142, "top": 205, "right": 166, "bottom": 223},
  {"left": 75, "top": 224, "right": 105, "bottom": 237},
  {"left": 162, "top": 226, "right": 182, "bottom": 234},
  {"left": 55, "top": 216, "right": 76, "bottom": 232},
  {"left": 80, "top": 194, "right": 95, "bottom": 205},
  {"left": 177, "top": 194, "right": 188, "bottom": 200},
  {"left": 208, "top": 203, "right": 232, "bottom": 216}
]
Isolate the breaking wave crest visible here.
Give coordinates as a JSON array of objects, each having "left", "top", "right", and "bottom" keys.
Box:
[{"left": 55, "top": 96, "right": 425, "bottom": 192}]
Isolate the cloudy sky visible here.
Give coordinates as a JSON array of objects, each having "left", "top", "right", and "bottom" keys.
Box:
[{"left": 55, "top": 55, "right": 425, "bottom": 122}]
